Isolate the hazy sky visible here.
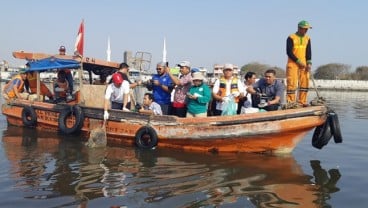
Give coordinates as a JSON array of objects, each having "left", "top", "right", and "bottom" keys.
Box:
[{"left": 1, "top": 0, "right": 367, "bottom": 72}]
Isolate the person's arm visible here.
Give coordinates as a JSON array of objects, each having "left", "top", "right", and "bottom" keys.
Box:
[
  {"left": 165, "top": 66, "right": 181, "bottom": 86},
  {"left": 269, "top": 81, "right": 285, "bottom": 105},
  {"left": 122, "top": 93, "right": 129, "bottom": 110},
  {"left": 286, "top": 36, "right": 298, "bottom": 63},
  {"left": 13, "top": 85, "right": 22, "bottom": 99},
  {"left": 212, "top": 79, "right": 223, "bottom": 101},
  {"left": 139, "top": 108, "right": 154, "bottom": 115},
  {"left": 197, "top": 85, "right": 212, "bottom": 104},
  {"left": 122, "top": 82, "right": 130, "bottom": 111},
  {"left": 306, "top": 39, "right": 312, "bottom": 71}
]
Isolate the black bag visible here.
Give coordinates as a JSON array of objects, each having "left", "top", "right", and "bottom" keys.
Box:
[{"left": 251, "top": 93, "right": 261, "bottom": 108}]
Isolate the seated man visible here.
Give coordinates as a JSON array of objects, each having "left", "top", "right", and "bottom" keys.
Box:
[
  {"left": 138, "top": 92, "right": 162, "bottom": 115},
  {"left": 53, "top": 70, "right": 70, "bottom": 102},
  {"left": 246, "top": 69, "right": 285, "bottom": 111}
]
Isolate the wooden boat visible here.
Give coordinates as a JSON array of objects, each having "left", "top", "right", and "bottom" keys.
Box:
[{"left": 1, "top": 51, "right": 340, "bottom": 154}]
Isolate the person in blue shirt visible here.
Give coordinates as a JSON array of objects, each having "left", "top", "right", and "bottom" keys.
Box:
[
  {"left": 148, "top": 62, "right": 174, "bottom": 115},
  {"left": 247, "top": 69, "right": 285, "bottom": 111}
]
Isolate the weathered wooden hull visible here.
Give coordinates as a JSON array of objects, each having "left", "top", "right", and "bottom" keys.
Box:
[{"left": 2, "top": 99, "right": 327, "bottom": 154}]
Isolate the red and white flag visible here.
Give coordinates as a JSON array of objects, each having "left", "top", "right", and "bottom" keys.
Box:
[{"left": 74, "top": 20, "right": 84, "bottom": 56}]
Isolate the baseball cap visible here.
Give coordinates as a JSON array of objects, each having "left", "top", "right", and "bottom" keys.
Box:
[
  {"left": 298, "top": 20, "right": 312, "bottom": 29},
  {"left": 191, "top": 67, "right": 200, "bottom": 73},
  {"left": 177, "top": 61, "right": 191, "bottom": 68},
  {"left": 19, "top": 68, "right": 27, "bottom": 74}
]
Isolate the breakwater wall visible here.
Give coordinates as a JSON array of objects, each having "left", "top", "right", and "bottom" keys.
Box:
[{"left": 311, "top": 79, "right": 368, "bottom": 91}]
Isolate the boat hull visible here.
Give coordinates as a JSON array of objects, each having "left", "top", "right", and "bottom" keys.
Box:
[{"left": 2, "top": 99, "right": 327, "bottom": 154}]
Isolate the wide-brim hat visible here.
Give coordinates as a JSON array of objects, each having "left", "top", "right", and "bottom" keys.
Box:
[{"left": 192, "top": 72, "right": 204, "bottom": 80}]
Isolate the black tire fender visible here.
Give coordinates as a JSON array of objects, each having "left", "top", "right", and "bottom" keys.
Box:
[
  {"left": 328, "top": 110, "right": 343, "bottom": 143},
  {"left": 21, "top": 106, "right": 37, "bottom": 127},
  {"left": 58, "top": 105, "right": 84, "bottom": 134},
  {"left": 135, "top": 126, "right": 158, "bottom": 149},
  {"left": 312, "top": 117, "right": 333, "bottom": 149}
]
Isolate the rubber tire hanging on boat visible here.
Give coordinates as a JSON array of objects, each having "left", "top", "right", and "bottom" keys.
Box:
[
  {"left": 135, "top": 126, "right": 158, "bottom": 149},
  {"left": 312, "top": 115, "right": 333, "bottom": 149},
  {"left": 21, "top": 106, "right": 37, "bottom": 127},
  {"left": 328, "top": 110, "right": 343, "bottom": 143},
  {"left": 58, "top": 105, "right": 84, "bottom": 134}
]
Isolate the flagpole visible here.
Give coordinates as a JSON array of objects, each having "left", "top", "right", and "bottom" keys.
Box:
[{"left": 75, "top": 19, "right": 85, "bottom": 104}]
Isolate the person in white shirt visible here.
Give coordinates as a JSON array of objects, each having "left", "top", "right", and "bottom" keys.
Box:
[
  {"left": 139, "top": 93, "right": 163, "bottom": 115},
  {"left": 212, "top": 63, "right": 245, "bottom": 116},
  {"left": 103, "top": 73, "right": 130, "bottom": 120}
]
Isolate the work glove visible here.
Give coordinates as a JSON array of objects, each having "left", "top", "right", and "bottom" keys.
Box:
[
  {"left": 54, "top": 87, "right": 64, "bottom": 92},
  {"left": 103, "top": 110, "right": 109, "bottom": 120},
  {"left": 122, "top": 107, "right": 130, "bottom": 112}
]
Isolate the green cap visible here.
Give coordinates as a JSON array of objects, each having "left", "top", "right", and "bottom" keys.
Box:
[
  {"left": 18, "top": 68, "right": 27, "bottom": 74},
  {"left": 298, "top": 20, "right": 312, "bottom": 29}
]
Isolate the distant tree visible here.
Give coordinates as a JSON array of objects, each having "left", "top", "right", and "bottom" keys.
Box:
[
  {"left": 313, "top": 63, "right": 351, "bottom": 80},
  {"left": 354, "top": 66, "right": 368, "bottom": 80},
  {"left": 240, "top": 62, "right": 286, "bottom": 78}
]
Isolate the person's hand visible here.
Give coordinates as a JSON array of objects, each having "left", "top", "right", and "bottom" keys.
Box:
[
  {"left": 122, "top": 107, "right": 130, "bottom": 112},
  {"left": 222, "top": 96, "right": 230, "bottom": 103},
  {"left": 258, "top": 102, "right": 268, "bottom": 108},
  {"left": 153, "top": 80, "right": 160, "bottom": 86},
  {"left": 306, "top": 64, "right": 312, "bottom": 71},
  {"left": 232, "top": 92, "right": 240, "bottom": 97},
  {"left": 103, "top": 110, "right": 109, "bottom": 120}
]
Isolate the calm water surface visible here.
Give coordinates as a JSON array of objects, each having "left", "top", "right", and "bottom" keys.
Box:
[{"left": 0, "top": 90, "right": 367, "bottom": 208}]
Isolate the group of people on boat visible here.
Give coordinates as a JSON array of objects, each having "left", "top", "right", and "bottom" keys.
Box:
[
  {"left": 3, "top": 19, "right": 313, "bottom": 120},
  {"left": 103, "top": 19, "right": 314, "bottom": 119},
  {"left": 101, "top": 59, "right": 286, "bottom": 120},
  {"left": 2, "top": 46, "right": 75, "bottom": 102}
]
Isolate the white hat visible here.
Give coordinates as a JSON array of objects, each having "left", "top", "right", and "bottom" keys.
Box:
[
  {"left": 191, "top": 72, "right": 205, "bottom": 80},
  {"left": 177, "top": 61, "right": 191, "bottom": 67},
  {"left": 223, "top": 63, "right": 234, "bottom": 70}
]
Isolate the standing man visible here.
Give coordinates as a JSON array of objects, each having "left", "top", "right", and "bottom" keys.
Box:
[
  {"left": 148, "top": 62, "right": 173, "bottom": 115},
  {"left": 286, "top": 20, "right": 312, "bottom": 107},
  {"left": 165, "top": 61, "right": 192, "bottom": 117},
  {"left": 212, "top": 63, "right": 244, "bottom": 116},
  {"left": 58, "top": 46, "right": 74, "bottom": 95},
  {"left": 109, "top": 63, "right": 142, "bottom": 109}
]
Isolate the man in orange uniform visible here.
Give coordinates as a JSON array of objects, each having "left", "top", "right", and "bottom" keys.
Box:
[
  {"left": 286, "top": 20, "right": 312, "bottom": 107},
  {"left": 2, "top": 69, "right": 29, "bottom": 100}
]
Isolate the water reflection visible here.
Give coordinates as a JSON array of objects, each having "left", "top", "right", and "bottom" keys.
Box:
[
  {"left": 1, "top": 126, "right": 342, "bottom": 207},
  {"left": 317, "top": 90, "right": 368, "bottom": 119}
]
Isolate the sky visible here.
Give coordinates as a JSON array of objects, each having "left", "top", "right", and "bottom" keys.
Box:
[{"left": 1, "top": 0, "right": 367, "bottom": 73}]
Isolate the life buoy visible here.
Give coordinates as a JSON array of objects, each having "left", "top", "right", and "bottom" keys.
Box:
[
  {"left": 58, "top": 105, "right": 84, "bottom": 134},
  {"left": 21, "top": 106, "right": 37, "bottom": 127},
  {"left": 135, "top": 126, "right": 158, "bottom": 149},
  {"left": 328, "top": 110, "right": 343, "bottom": 143},
  {"left": 312, "top": 117, "right": 333, "bottom": 149}
]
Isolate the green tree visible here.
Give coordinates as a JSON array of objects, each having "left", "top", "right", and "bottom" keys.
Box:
[
  {"left": 313, "top": 63, "right": 351, "bottom": 80},
  {"left": 240, "top": 62, "right": 286, "bottom": 78},
  {"left": 354, "top": 66, "right": 368, "bottom": 80}
]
